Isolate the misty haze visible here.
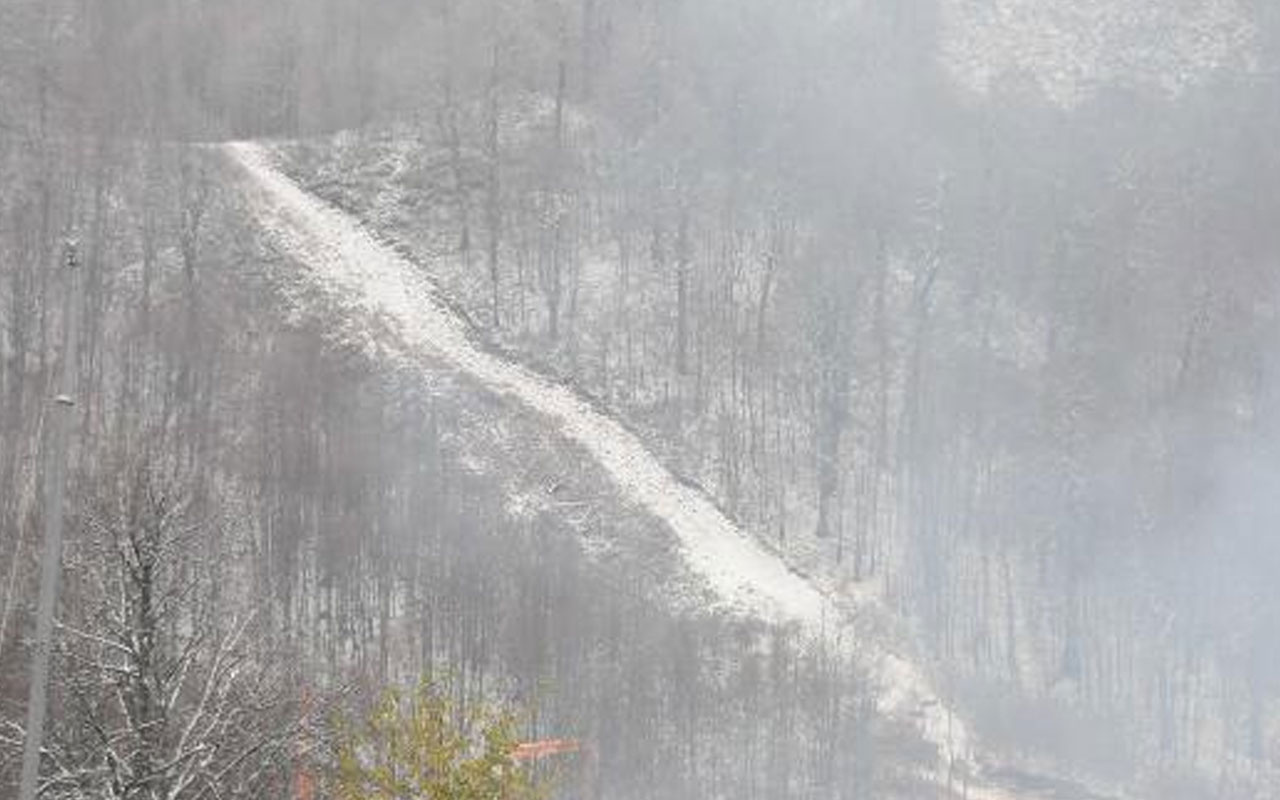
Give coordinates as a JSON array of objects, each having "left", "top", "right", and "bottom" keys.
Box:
[{"left": 1, "top": 1, "right": 1277, "bottom": 799}]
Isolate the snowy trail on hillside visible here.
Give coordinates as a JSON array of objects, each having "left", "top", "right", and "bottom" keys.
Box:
[
  {"left": 225, "top": 144, "right": 828, "bottom": 624},
  {"left": 224, "top": 139, "right": 1089, "bottom": 800}
]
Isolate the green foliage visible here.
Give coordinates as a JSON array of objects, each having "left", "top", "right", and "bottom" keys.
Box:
[{"left": 334, "top": 682, "right": 545, "bottom": 800}]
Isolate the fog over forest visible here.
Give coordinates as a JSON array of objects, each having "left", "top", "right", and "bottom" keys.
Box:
[{"left": 1, "top": 2, "right": 1278, "bottom": 799}]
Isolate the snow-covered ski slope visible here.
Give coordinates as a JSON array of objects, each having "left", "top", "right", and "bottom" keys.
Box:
[
  {"left": 226, "top": 140, "right": 1124, "bottom": 800},
  {"left": 226, "top": 140, "right": 828, "bottom": 626}
]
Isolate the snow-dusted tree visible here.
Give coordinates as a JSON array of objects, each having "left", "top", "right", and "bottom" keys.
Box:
[{"left": 7, "top": 463, "right": 303, "bottom": 800}]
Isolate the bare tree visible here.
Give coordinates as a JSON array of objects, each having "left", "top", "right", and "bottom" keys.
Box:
[{"left": 8, "top": 465, "right": 301, "bottom": 800}]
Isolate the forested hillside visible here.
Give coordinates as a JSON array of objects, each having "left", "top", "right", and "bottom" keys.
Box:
[{"left": 2, "top": 1, "right": 1279, "bottom": 798}]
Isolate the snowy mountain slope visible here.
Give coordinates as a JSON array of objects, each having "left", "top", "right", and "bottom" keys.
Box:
[{"left": 224, "top": 140, "right": 1138, "bottom": 800}]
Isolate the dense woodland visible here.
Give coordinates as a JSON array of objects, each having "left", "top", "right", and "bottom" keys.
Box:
[{"left": 2, "top": 1, "right": 1279, "bottom": 798}]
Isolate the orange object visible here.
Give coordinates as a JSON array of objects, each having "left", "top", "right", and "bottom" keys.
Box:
[
  {"left": 293, "top": 769, "right": 315, "bottom": 800},
  {"left": 511, "top": 739, "right": 582, "bottom": 761}
]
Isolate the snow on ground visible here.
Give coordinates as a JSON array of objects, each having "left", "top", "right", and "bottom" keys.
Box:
[
  {"left": 225, "top": 141, "right": 828, "bottom": 626},
  {"left": 224, "top": 140, "right": 1138, "bottom": 800}
]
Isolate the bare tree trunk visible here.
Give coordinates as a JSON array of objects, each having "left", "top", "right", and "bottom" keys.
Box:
[
  {"left": 676, "top": 209, "right": 691, "bottom": 376},
  {"left": 485, "top": 41, "right": 503, "bottom": 329},
  {"left": 543, "top": 60, "right": 569, "bottom": 342}
]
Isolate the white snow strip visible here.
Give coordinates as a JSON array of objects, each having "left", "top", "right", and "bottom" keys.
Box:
[
  {"left": 227, "top": 142, "right": 827, "bottom": 627},
  {"left": 224, "top": 140, "right": 1043, "bottom": 798}
]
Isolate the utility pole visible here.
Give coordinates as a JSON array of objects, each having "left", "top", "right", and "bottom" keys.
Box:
[{"left": 18, "top": 239, "right": 81, "bottom": 800}]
